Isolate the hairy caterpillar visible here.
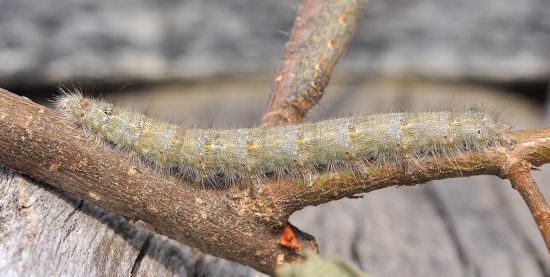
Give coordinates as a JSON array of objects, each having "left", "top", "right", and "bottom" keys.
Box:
[{"left": 55, "top": 92, "right": 514, "bottom": 189}]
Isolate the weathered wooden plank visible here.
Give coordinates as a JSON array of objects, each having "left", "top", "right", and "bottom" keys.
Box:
[
  {"left": 425, "top": 177, "right": 547, "bottom": 277},
  {"left": 0, "top": 167, "right": 258, "bottom": 276},
  {"left": 1, "top": 0, "right": 548, "bottom": 84},
  {"left": 292, "top": 187, "right": 465, "bottom": 277},
  {"left": 0, "top": 168, "right": 137, "bottom": 276}
]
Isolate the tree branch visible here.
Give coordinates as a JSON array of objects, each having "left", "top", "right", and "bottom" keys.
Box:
[
  {"left": 506, "top": 160, "right": 550, "bottom": 252},
  {"left": 261, "top": 0, "right": 367, "bottom": 127},
  {"left": 0, "top": 89, "right": 316, "bottom": 275},
  {"left": 259, "top": 129, "right": 550, "bottom": 233}
]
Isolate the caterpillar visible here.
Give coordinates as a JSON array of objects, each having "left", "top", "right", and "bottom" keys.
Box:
[{"left": 55, "top": 91, "right": 514, "bottom": 189}]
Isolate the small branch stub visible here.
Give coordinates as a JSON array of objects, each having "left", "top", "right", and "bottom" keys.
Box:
[{"left": 262, "top": 0, "right": 367, "bottom": 126}]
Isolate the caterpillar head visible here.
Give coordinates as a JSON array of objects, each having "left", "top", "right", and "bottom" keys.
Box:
[{"left": 55, "top": 91, "right": 115, "bottom": 131}]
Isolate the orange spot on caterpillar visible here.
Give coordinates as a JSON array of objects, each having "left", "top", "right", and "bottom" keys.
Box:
[
  {"left": 464, "top": 118, "right": 475, "bottom": 124},
  {"left": 142, "top": 128, "right": 152, "bottom": 136},
  {"left": 296, "top": 135, "right": 306, "bottom": 144},
  {"left": 279, "top": 223, "right": 301, "bottom": 250},
  {"left": 400, "top": 123, "right": 410, "bottom": 130},
  {"left": 348, "top": 127, "right": 358, "bottom": 137},
  {"left": 79, "top": 99, "right": 90, "bottom": 109},
  {"left": 348, "top": 132, "right": 358, "bottom": 138},
  {"left": 326, "top": 39, "right": 334, "bottom": 48},
  {"left": 204, "top": 142, "right": 213, "bottom": 150},
  {"left": 448, "top": 120, "right": 459, "bottom": 126},
  {"left": 245, "top": 141, "right": 258, "bottom": 150},
  {"left": 338, "top": 15, "right": 346, "bottom": 24}
]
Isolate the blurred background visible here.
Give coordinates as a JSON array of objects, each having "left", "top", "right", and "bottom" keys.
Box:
[{"left": 1, "top": 0, "right": 550, "bottom": 276}]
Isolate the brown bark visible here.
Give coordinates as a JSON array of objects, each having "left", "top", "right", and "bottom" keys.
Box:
[
  {"left": 507, "top": 160, "right": 550, "bottom": 252},
  {"left": 261, "top": 0, "right": 367, "bottom": 127}
]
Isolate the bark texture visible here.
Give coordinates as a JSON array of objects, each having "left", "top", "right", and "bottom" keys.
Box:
[{"left": 262, "top": 0, "right": 366, "bottom": 126}]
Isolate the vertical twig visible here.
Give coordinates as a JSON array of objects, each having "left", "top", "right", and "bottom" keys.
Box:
[
  {"left": 507, "top": 160, "right": 550, "bottom": 253},
  {"left": 261, "top": 0, "right": 367, "bottom": 127}
]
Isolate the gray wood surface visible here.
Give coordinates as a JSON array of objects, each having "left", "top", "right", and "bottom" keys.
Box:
[
  {"left": 1, "top": 76, "right": 549, "bottom": 276},
  {"left": 0, "top": 167, "right": 261, "bottom": 277},
  {"left": 1, "top": 0, "right": 548, "bottom": 85}
]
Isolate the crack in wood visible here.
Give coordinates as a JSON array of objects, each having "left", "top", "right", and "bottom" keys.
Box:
[
  {"left": 130, "top": 234, "right": 153, "bottom": 277},
  {"left": 424, "top": 185, "right": 479, "bottom": 276},
  {"left": 63, "top": 199, "right": 84, "bottom": 223}
]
